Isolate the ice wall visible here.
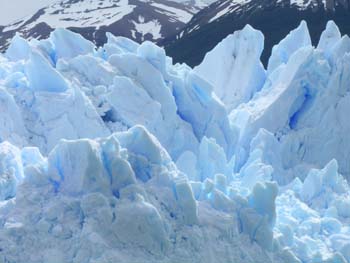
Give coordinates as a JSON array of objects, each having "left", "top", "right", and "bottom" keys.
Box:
[{"left": 0, "top": 20, "right": 350, "bottom": 263}]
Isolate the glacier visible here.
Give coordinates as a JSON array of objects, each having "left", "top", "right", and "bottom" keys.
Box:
[{"left": 0, "top": 20, "right": 350, "bottom": 263}]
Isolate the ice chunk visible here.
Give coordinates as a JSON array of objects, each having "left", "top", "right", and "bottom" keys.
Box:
[
  {"left": 174, "top": 178, "right": 198, "bottom": 224},
  {"left": 214, "top": 174, "right": 227, "bottom": 193},
  {"left": 137, "top": 41, "right": 167, "bottom": 75},
  {"left": 50, "top": 28, "right": 95, "bottom": 61},
  {"left": 238, "top": 182, "right": 278, "bottom": 251},
  {"left": 21, "top": 147, "right": 45, "bottom": 167},
  {"left": 300, "top": 160, "right": 349, "bottom": 209},
  {"left": 267, "top": 21, "right": 311, "bottom": 73},
  {"left": 100, "top": 32, "right": 139, "bottom": 59},
  {"left": 300, "top": 169, "right": 323, "bottom": 203},
  {"left": 114, "top": 196, "right": 169, "bottom": 254},
  {"left": 117, "top": 125, "right": 166, "bottom": 165},
  {"left": 109, "top": 53, "right": 176, "bottom": 119},
  {"left": 13, "top": 73, "right": 109, "bottom": 154},
  {"left": 167, "top": 68, "right": 236, "bottom": 157},
  {"left": 278, "top": 248, "right": 302, "bottom": 263},
  {"left": 208, "top": 188, "right": 235, "bottom": 212},
  {"left": 101, "top": 135, "right": 137, "bottom": 196},
  {"left": 240, "top": 148, "right": 274, "bottom": 190},
  {"left": 197, "top": 137, "right": 234, "bottom": 182},
  {"left": 328, "top": 35, "right": 350, "bottom": 65},
  {"left": 340, "top": 243, "right": 350, "bottom": 262},
  {"left": 59, "top": 54, "right": 115, "bottom": 86},
  {"left": 317, "top": 21, "right": 342, "bottom": 53},
  {"left": 176, "top": 151, "right": 198, "bottom": 180},
  {"left": 117, "top": 126, "right": 176, "bottom": 182},
  {"left": 195, "top": 25, "right": 266, "bottom": 110},
  {"left": 48, "top": 138, "right": 110, "bottom": 195},
  {"left": 321, "top": 217, "right": 342, "bottom": 235},
  {"left": 3, "top": 71, "right": 29, "bottom": 89},
  {"left": 324, "top": 253, "right": 347, "bottom": 263},
  {"left": 81, "top": 192, "right": 110, "bottom": 217},
  {"left": 0, "top": 142, "right": 23, "bottom": 200},
  {"left": 0, "top": 87, "right": 27, "bottom": 146},
  {"left": 108, "top": 52, "right": 199, "bottom": 160},
  {"left": 335, "top": 198, "right": 350, "bottom": 218},
  {"left": 25, "top": 51, "right": 69, "bottom": 93},
  {"left": 249, "top": 182, "right": 278, "bottom": 227},
  {"left": 106, "top": 76, "right": 162, "bottom": 130},
  {"left": 5, "top": 33, "right": 31, "bottom": 62},
  {"left": 106, "top": 32, "right": 139, "bottom": 54}
]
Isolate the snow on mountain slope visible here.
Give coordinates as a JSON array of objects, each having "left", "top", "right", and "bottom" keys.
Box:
[
  {"left": 14, "top": 0, "right": 197, "bottom": 29},
  {"left": 0, "top": 0, "right": 206, "bottom": 52},
  {"left": 1, "top": 21, "right": 350, "bottom": 263},
  {"left": 164, "top": 0, "right": 350, "bottom": 67},
  {"left": 183, "top": 0, "right": 349, "bottom": 29},
  {"left": 170, "top": 0, "right": 218, "bottom": 8}
]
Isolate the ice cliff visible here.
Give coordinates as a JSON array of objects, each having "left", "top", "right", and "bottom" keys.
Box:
[{"left": 0, "top": 20, "right": 350, "bottom": 263}]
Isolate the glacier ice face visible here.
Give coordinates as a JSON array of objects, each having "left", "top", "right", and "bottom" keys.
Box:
[
  {"left": 0, "top": 21, "right": 350, "bottom": 263},
  {"left": 0, "top": 127, "right": 276, "bottom": 263},
  {"left": 230, "top": 33, "right": 350, "bottom": 182}
]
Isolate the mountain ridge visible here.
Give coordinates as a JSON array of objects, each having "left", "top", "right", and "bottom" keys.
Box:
[
  {"left": 0, "top": 0, "right": 214, "bottom": 51},
  {"left": 163, "top": 0, "right": 350, "bottom": 66}
]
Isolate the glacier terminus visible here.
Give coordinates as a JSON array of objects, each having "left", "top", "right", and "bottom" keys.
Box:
[{"left": 0, "top": 20, "right": 350, "bottom": 263}]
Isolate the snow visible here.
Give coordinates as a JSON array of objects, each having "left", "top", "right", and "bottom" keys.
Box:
[
  {"left": 208, "top": 5, "right": 233, "bottom": 22},
  {"left": 207, "top": 0, "right": 251, "bottom": 23},
  {"left": 151, "top": 3, "right": 194, "bottom": 23},
  {"left": 132, "top": 19, "right": 162, "bottom": 41},
  {"left": 290, "top": 0, "right": 313, "bottom": 9},
  {"left": 2, "top": 0, "right": 198, "bottom": 44},
  {"left": 28, "top": 0, "right": 137, "bottom": 29},
  {"left": 0, "top": 20, "right": 350, "bottom": 263}
]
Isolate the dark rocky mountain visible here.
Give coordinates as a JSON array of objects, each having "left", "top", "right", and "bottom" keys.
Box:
[
  {"left": 0, "top": 0, "right": 211, "bottom": 51},
  {"left": 163, "top": 0, "right": 350, "bottom": 67}
]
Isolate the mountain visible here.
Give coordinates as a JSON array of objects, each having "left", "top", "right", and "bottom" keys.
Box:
[
  {"left": 163, "top": 0, "right": 350, "bottom": 67},
  {"left": 0, "top": 0, "right": 216, "bottom": 51}
]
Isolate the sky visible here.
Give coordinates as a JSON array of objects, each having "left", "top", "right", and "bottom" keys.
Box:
[{"left": 0, "top": 0, "right": 57, "bottom": 25}]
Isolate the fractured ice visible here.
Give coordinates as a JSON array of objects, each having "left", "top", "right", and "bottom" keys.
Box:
[{"left": 0, "top": 20, "right": 350, "bottom": 263}]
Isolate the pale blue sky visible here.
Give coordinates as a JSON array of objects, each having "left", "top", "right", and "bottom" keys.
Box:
[{"left": 0, "top": 0, "right": 57, "bottom": 25}]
